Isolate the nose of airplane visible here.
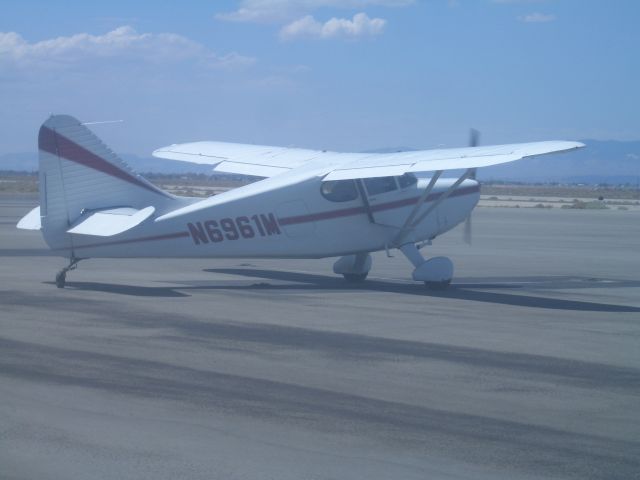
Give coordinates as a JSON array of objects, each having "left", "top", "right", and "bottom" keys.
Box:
[
  {"left": 458, "top": 178, "right": 480, "bottom": 210},
  {"left": 460, "top": 178, "right": 479, "bottom": 191},
  {"left": 415, "top": 176, "right": 480, "bottom": 223},
  {"left": 417, "top": 176, "right": 480, "bottom": 199}
]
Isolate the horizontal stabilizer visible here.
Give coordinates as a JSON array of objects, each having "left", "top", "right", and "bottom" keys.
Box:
[
  {"left": 67, "top": 206, "right": 155, "bottom": 237},
  {"left": 17, "top": 206, "right": 41, "bottom": 230}
]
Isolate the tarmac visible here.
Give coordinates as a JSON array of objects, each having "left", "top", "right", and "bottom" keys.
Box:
[{"left": 1, "top": 194, "right": 639, "bottom": 480}]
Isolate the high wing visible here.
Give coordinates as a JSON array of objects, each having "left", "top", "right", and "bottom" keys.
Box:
[
  {"left": 152, "top": 141, "right": 328, "bottom": 178},
  {"left": 153, "top": 140, "right": 584, "bottom": 180},
  {"left": 321, "top": 141, "right": 584, "bottom": 180}
]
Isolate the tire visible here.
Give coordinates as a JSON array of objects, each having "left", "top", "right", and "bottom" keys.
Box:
[
  {"left": 55, "top": 272, "right": 66, "bottom": 289},
  {"left": 343, "top": 273, "right": 368, "bottom": 283},
  {"left": 424, "top": 279, "right": 451, "bottom": 290}
]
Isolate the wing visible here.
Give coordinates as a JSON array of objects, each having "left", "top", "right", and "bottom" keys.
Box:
[
  {"left": 152, "top": 141, "right": 327, "bottom": 178},
  {"left": 321, "top": 141, "right": 585, "bottom": 181},
  {"left": 153, "top": 140, "right": 584, "bottom": 179}
]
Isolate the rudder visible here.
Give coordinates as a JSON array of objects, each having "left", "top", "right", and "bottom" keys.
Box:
[{"left": 37, "top": 115, "right": 174, "bottom": 251}]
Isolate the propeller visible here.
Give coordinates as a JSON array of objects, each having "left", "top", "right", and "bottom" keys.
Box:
[{"left": 463, "top": 129, "right": 479, "bottom": 245}]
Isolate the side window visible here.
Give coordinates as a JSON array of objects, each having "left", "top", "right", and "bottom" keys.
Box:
[
  {"left": 321, "top": 180, "right": 359, "bottom": 202},
  {"left": 364, "top": 176, "right": 398, "bottom": 196},
  {"left": 397, "top": 173, "right": 417, "bottom": 189}
]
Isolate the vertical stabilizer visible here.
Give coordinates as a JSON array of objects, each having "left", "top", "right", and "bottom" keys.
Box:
[{"left": 37, "top": 115, "right": 174, "bottom": 251}]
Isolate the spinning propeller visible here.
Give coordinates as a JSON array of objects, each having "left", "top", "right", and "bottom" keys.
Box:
[{"left": 463, "top": 128, "right": 479, "bottom": 245}]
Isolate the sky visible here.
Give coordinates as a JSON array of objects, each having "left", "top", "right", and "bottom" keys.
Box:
[{"left": 1, "top": 0, "right": 639, "bottom": 156}]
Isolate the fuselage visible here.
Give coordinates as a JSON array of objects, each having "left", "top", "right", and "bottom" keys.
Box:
[{"left": 52, "top": 174, "right": 479, "bottom": 259}]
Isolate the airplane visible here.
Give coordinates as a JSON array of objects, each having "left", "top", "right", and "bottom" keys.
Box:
[{"left": 17, "top": 115, "right": 584, "bottom": 289}]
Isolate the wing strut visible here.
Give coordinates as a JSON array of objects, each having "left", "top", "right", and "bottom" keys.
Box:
[
  {"left": 412, "top": 169, "right": 474, "bottom": 228},
  {"left": 393, "top": 168, "right": 474, "bottom": 247},
  {"left": 393, "top": 170, "right": 442, "bottom": 245},
  {"left": 356, "top": 180, "right": 376, "bottom": 224}
]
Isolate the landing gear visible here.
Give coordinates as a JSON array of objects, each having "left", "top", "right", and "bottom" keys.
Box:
[
  {"left": 399, "top": 243, "right": 453, "bottom": 289},
  {"left": 55, "top": 256, "right": 81, "bottom": 289},
  {"left": 334, "top": 253, "right": 372, "bottom": 283},
  {"left": 343, "top": 273, "right": 368, "bottom": 283},
  {"left": 424, "top": 279, "right": 451, "bottom": 290},
  {"left": 55, "top": 270, "right": 66, "bottom": 288}
]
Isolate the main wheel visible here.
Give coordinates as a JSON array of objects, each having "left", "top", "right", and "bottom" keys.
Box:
[
  {"left": 424, "top": 279, "right": 451, "bottom": 290},
  {"left": 55, "top": 271, "right": 66, "bottom": 289},
  {"left": 343, "top": 273, "right": 368, "bottom": 283}
]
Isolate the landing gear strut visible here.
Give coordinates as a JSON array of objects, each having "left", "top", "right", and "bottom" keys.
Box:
[
  {"left": 343, "top": 273, "right": 368, "bottom": 283},
  {"left": 333, "top": 252, "right": 372, "bottom": 283},
  {"left": 55, "top": 256, "right": 81, "bottom": 288},
  {"left": 399, "top": 243, "right": 453, "bottom": 289}
]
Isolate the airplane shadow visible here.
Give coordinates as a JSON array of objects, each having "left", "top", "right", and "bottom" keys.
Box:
[
  {"left": 45, "top": 268, "right": 640, "bottom": 313},
  {"left": 44, "top": 281, "right": 190, "bottom": 298},
  {"left": 199, "top": 268, "right": 640, "bottom": 313}
]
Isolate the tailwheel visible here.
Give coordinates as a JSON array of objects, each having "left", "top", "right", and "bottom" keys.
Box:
[
  {"left": 343, "top": 273, "right": 368, "bottom": 283},
  {"left": 54, "top": 256, "right": 81, "bottom": 289}
]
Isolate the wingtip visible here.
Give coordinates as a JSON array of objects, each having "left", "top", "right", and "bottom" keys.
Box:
[
  {"left": 556, "top": 141, "right": 585, "bottom": 151},
  {"left": 151, "top": 147, "right": 173, "bottom": 158}
]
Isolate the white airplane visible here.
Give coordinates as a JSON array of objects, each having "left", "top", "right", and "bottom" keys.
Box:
[{"left": 17, "top": 115, "right": 583, "bottom": 289}]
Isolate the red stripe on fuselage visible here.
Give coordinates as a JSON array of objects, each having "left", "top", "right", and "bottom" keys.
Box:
[
  {"left": 53, "top": 186, "right": 477, "bottom": 252},
  {"left": 55, "top": 231, "right": 190, "bottom": 251},
  {"left": 278, "top": 185, "right": 479, "bottom": 226},
  {"left": 38, "top": 125, "right": 171, "bottom": 198}
]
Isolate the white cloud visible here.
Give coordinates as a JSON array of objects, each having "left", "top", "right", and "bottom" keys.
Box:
[
  {"left": 0, "top": 26, "right": 255, "bottom": 69},
  {"left": 518, "top": 12, "right": 556, "bottom": 23},
  {"left": 280, "top": 12, "right": 386, "bottom": 40},
  {"left": 217, "top": 0, "right": 412, "bottom": 23}
]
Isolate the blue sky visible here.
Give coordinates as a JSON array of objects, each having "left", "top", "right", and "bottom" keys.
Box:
[{"left": 1, "top": 0, "right": 639, "bottom": 155}]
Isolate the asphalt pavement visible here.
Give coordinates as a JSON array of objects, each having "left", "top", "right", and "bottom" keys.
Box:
[{"left": 1, "top": 195, "right": 639, "bottom": 480}]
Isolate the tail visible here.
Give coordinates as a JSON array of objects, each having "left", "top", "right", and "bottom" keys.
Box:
[{"left": 21, "top": 114, "right": 177, "bottom": 252}]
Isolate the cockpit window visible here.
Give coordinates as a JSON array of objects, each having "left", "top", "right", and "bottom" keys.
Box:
[
  {"left": 364, "top": 176, "right": 397, "bottom": 196},
  {"left": 397, "top": 173, "right": 417, "bottom": 189},
  {"left": 321, "top": 180, "right": 359, "bottom": 202}
]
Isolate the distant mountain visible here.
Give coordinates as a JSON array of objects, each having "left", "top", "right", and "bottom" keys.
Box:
[
  {"left": 1, "top": 139, "right": 639, "bottom": 184},
  {"left": 0, "top": 152, "right": 38, "bottom": 171},
  {"left": 120, "top": 154, "right": 213, "bottom": 175},
  {"left": 0, "top": 152, "right": 213, "bottom": 175},
  {"left": 363, "top": 147, "right": 415, "bottom": 154},
  {"left": 478, "top": 140, "right": 640, "bottom": 185},
  {"left": 365, "top": 140, "right": 640, "bottom": 185}
]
